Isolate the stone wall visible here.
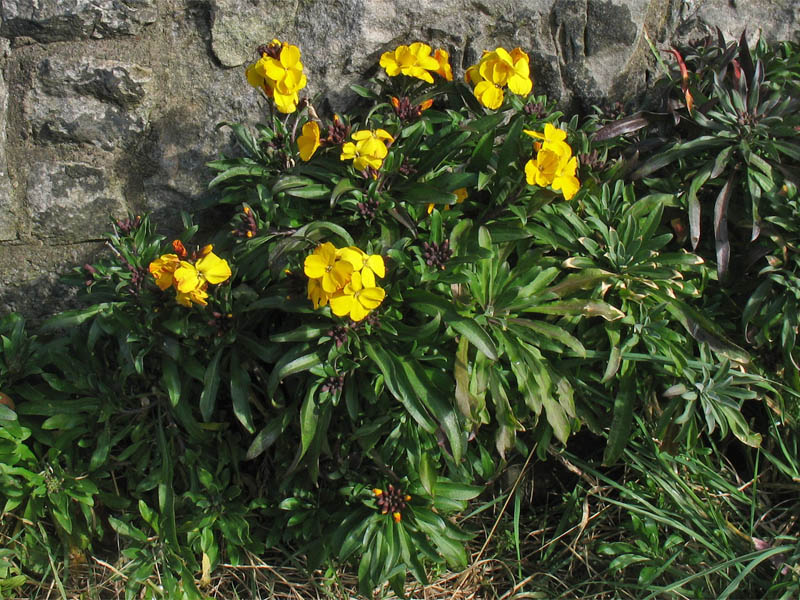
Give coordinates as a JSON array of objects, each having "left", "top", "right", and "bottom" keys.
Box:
[{"left": 0, "top": 0, "right": 798, "bottom": 320}]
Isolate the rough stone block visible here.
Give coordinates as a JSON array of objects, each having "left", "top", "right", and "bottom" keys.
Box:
[
  {"left": 0, "top": 55, "right": 14, "bottom": 241},
  {"left": 1, "top": 0, "right": 157, "bottom": 42},
  {"left": 26, "top": 57, "right": 152, "bottom": 151},
  {"left": 26, "top": 162, "right": 127, "bottom": 240}
]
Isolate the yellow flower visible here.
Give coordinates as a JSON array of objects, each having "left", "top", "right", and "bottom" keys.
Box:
[
  {"left": 303, "top": 242, "right": 353, "bottom": 294},
  {"left": 380, "top": 42, "right": 440, "bottom": 83},
  {"left": 340, "top": 129, "right": 394, "bottom": 171},
  {"left": 506, "top": 47, "right": 533, "bottom": 96},
  {"left": 525, "top": 148, "right": 561, "bottom": 187},
  {"left": 307, "top": 276, "right": 329, "bottom": 309},
  {"left": 246, "top": 40, "right": 307, "bottom": 113},
  {"left": 473, "top": 79, "right": 504, "bottom": 110},
  {"left": 337, "top": 247, "right": 385, "bottom": 288},
  {"left": 173, "top": 248, "right": 232, "bottom": 293},
  {"left": 552, "top": 156, "right": 580, "bottom": 200},
  {"left": 175, "top": 285, "right": 209, "bottom": 307},
  {"left": 297, "top": 121, "right": 320, "bottom": 161},
  {"left": 329, "top": 271, "right": 385, "bottom": 322},
  {"left": 149, "top": 253, "right": 180, "bottom": 291},
  {"left": 434, "top": 48, "right": 453, "bottom": 81},
  {"left": 524, "top": 123, "right": 571, "bottom": 157},
  {"left": 465, "top": 62, "right": 483, "bottom": 86},
  {"left": 525, "top": 140, "right": 581, "bottom": 200},
  {"left": 467, "top": 46, "right": 533, "bottom": 109}
]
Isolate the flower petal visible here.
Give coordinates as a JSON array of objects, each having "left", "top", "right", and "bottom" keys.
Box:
[{"left": 196, "top": 252, "right": 232, "bottom": 285}]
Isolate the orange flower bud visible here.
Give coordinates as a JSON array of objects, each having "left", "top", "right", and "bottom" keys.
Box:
[{"left": 172, "top": 239, "right": 187, "bottom": 258}]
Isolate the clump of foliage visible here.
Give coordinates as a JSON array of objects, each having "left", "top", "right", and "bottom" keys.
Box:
[{"left": 0, "top": 31, "right": 799, "bottom": 599}]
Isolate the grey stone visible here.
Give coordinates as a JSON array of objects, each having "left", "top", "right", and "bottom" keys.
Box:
[
  {"left": 0, "top": 55, "right": 14, "bottom": 241},
  {"left": 210, "top": 0, "right": 298, "bottom": 68},
  {"left": 26, "top": 162, "right": 127, "bottom": 239},
  {"left": 678, "top": 0, "right": 800, "bottom": 45},
  {"left": 0, "top": 242, "right": 97, "bottom": 323},
  {"left": 37, "top": 57, "right": 153, "bottom": 108},
  {"left": 28, "top": 96, "right": 149, "bottom": 151},
  {"left": 1, "top": 0, "right": 157, "bottom": 42},
  {"left": 26, "top": 57, "right": 152, "bottom": 151}
]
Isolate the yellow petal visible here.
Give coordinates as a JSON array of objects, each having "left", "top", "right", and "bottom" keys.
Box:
[
  {"left": 507, "top": 73, "right": 532, "bottom": 96},
  {"left": 474, "top": 80, "right": 503, "bottom": 110},
  {"left": 349, "top": 301, "right": 369, "bottom": 322},
  {"left": 329, "top": 294, "right": 353, "bottom": 317},
  {"left": 366, "top": 255, "right": 385, "bottom": 278},
  {"left": 298, "top": 121, "right": 320, "bottom": 162},
  {"left": 358, "top": 286, "right": 386, "bottom": 310},
  {"left": 280, "top": 43, "right": 301, "bottom": 68},
  {"left": 338, "top": 247, "right": 366, "bottom": 271},
  {"left": 196, "top": 252, "right": 231, "bottom": 285},
  {"left": 173, "top": 262, "right": 201, "bottom": 293}
]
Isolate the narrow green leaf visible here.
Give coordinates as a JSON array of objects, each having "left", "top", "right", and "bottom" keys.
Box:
[
  {"left": 208, "top": 165, "right": 271, "bottom": 188},
  {"left": 268, "top": 348, "right": 320, "bottom": 396},
  {"left": 230, "top": 349, "right": 255, "bottom": 433},
  {"left": 419, "top": 453, "right": 435, "bottom": 496},
  {"left": 162, "top": 356, "right": 181, "bottom": 407},
  {"left": 603, "top": 371, "right": 634, "bottom": 465},
  {"left": 246, "top": 415, "right": 289, "bottom": 459},
  {"left": 199, "top": 349, "right": 223, "bottom": 421},
  {"left": 299, "top": 385, "right": 319, "bottom": 460},
  {"left": 330, "top": 177, "right": 357, "bottom": 208},
  {"left": 363, "top": 341, "right": 436, "bottom": 433}
]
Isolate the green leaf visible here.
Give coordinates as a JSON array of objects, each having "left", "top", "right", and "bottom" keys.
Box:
[
  {"left": 199, "top": 348, "right": 223, "bottom": 421},
  {"left": 108, "top": 516, "right": 148, "bottom": 542},
  {"left": 161, "top": 356, "right": 181, "bottom": 407},
  {"left": 543, "top": 395, "right": 570, "bottom": 444},
  {"left": 406, "top": 290, "right": 499, "bottom": 360},
  {"left": 268, "top": 347, "right": 320, "bottom": 397},
  {"left": 496, "top": 115, "right": 524, "bottom": 182},
  {"left": 285, "top": 183, "right": 331, "bottom": 199},
  {"left": 433, "top": 481, "right": 483, "bottom": 501},
  {"left": 40, "top": 303, "right": 114, "bottom": 331},
  {"left": 299, "top": 385, "right": 319, "bottom": 460},
  {"left": 208, "top": 165, "right": 271, "bottom": 188},
  {"left": 603, "top": 370, "right": 634, "bottom": 465},
  {"left": 41, "top": 413, "right": 84, "bottom": 430},
  {"left": 246, "top": 413, "right": 289, "bottom": 460},
  {"left": 330, "top": 178, "right": 357, "bottom": 208},
  {"left": 524, "top": 299, "right": 625, "bottom": 321},
  {"left": 631, "top": 136, "right": 727, "bottom": 179},
  {"left": 272, "top": 175, "right": 317, "bottom": 194},
  {"left": 270, "top": 325, "right": 329, "bottom": 343},
  {"left": 363, "top": 341, "right": 436, "bottom": 434},
  {"left": 230, "top": 349, "right": 254, "bottom": 433},
  {"left": 508, "top": 318, "right": 586, "bottom": 356},
  {"left": 419, "top": 453, "right": 435, "bottom": 496}
]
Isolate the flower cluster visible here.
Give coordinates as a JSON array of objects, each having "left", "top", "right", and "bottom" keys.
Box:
[
  {"left": 149, "top": 241, "right": 232, "bottom": 307},
  {"left": 340, "top": 129, "right": 394, "bottom": 173},
  {"left": 246, "top": 39, "right": 307, "bottom": 113},
  {"left": 380, "top": 42, "right": 452, "bottom": 83},
  {"left": 523, "top": 123, "right": 581, "bottom": 200},
  {"left": 466, "top": 47, "right": 532, "bottom": 110},
  {"left": 373, "top": 485, "right": 411, "bottom": 523},
  {"left": 303, "top": 242, "right": 386, "bottom": 321}
]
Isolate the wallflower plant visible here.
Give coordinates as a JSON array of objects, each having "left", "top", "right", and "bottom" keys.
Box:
[{"left": 2, "top": 34, "right": 793, "bottom": 600}]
